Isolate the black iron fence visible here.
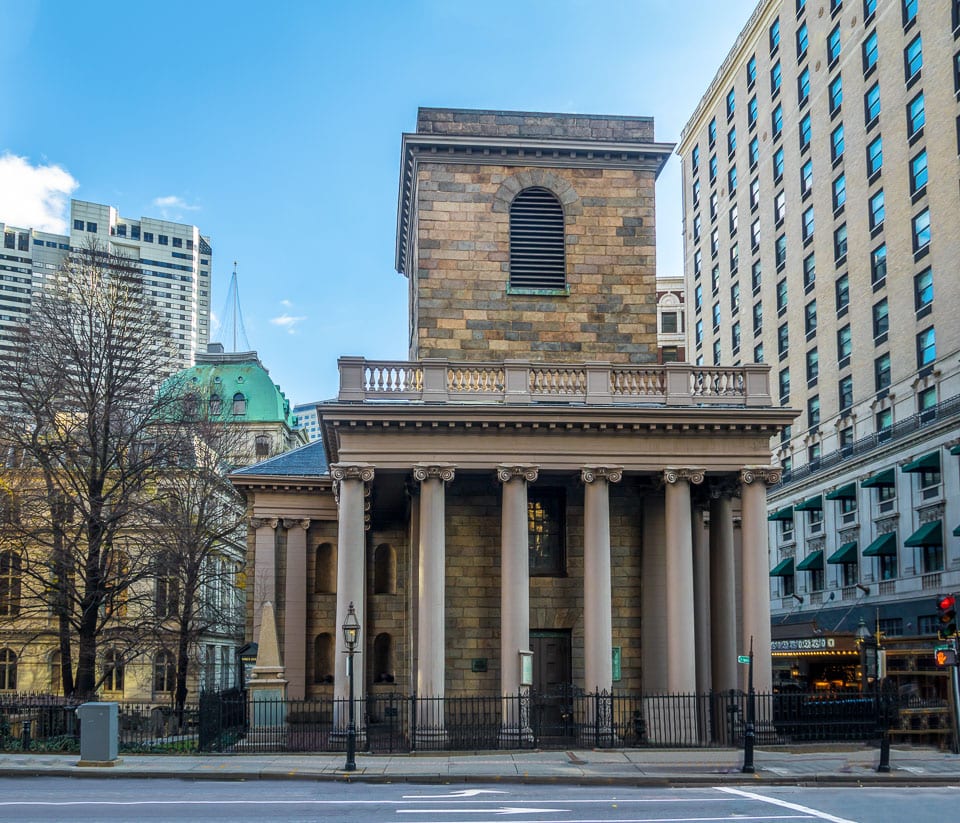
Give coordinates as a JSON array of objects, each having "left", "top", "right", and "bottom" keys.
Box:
[{"left": 0, "top": 688, "right": 926, "bottom": 754}]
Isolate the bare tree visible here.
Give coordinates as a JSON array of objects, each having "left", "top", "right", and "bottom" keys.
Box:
[{"left": 0, "top": 240, "right": 185, "bottom": 696}]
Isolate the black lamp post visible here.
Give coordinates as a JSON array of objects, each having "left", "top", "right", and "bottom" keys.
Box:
[{"left": 342, "top": 601, "right": 360, "bottom": 772}]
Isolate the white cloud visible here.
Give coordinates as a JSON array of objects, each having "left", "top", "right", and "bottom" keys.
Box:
[
  {"left": 151, "top": 195, "right": 200, "bottom": 219},
  {"left": 0, "top": 153, "right": 78, "bottom": 233},
  {"left": 270, "top": 313, "right": 306, "bottom": 335}
]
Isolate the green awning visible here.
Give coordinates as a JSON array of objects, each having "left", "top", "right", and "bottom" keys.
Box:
[
  {"left": 902, "top": 452, "right": 940, "bottom": 473},
  {"left": 904, "top": 520, "right": 943, "bottom": 547},
  {"left": 825, "top": 483, "right": 857, "bottom": 500},
  {"left": 768, "top": 505, "right": 794, "bottom": 522},
  {"left": 796, "top": 550, "right": 824, "bottom": 571},
  {"left": 795, "top": 495, "right": 823, "bottom": 511},
  {"left": 863, "top": 532, "right": 897, "bottom": 557},
  {"left": 827, "top": 542, "right": 858, "bottom": 564},
  {"left": 950, "top": 444, "right": 960, "bottom": 456},
  {"left": 862, "top": 468, "right": 896, "bottom": 488},
  {"left": 770, "top": 557, "right": 795, "bottom": 577},
  {"left": 954, "top": 523, "right": 960, "bottom": 537}
]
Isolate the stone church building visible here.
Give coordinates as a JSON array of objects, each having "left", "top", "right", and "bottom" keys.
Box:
[{"left": 231, "top": 109, "right": 795, "bottom": 740}]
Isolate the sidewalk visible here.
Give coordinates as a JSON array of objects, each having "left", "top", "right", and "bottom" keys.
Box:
[{"left": 0, "top": 746, "right": 957, "bottom": 786}]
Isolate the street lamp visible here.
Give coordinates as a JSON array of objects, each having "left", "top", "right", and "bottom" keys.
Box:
[
  {"left": 342, "top": 601, "right": 360, "bottom": 772},
  {"left": 855, "top": 617, "right": 874, "bottom": 692}
]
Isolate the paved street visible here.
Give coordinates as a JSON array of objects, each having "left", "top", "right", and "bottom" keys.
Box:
[{"left": 0, "top": 778, "right": 957, "bottom": 822}]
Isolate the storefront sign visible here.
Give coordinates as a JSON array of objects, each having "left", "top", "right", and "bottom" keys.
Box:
[{"left": 771, "top": 637, "right": 836, "bottom": 651}]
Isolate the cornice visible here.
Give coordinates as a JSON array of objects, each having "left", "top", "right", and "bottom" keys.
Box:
[{"left": 229, "top": 474, "right": 332, "bottom": 493}]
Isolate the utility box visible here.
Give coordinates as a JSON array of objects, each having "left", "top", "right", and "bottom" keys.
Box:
[{"left": 76, "top": 702, "right": 119, "bottom": 763}]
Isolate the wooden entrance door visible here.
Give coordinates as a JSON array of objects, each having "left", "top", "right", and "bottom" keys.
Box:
[{"left": 530, "top": 630, "right": 573, "bottom": 741}]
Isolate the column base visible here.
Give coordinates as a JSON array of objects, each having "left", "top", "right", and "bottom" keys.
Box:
[{"left": 413, "top": 727, "right": 448, "bottom": 751}]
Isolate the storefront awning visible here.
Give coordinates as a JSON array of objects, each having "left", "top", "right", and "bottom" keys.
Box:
[
  {"left": 796, "top": 550, "right": 824, "bottom": 571},
  {"left": 954, "top": 523, "right": 960, "bottom": 538},
  {"left": 950, "top": 444, "right": 960, "bottom": 456},
  {"left": 904, "top": 520, "right": 943, "bottom": 547},
  {"left": 825, "top": 483, "right": 857, "bottom": 500},
  {"left": 902, "top": 451, "right": 940, "bottom": 473},
  {"left": 768, "top": 505, "right": 794, "bottom": 522},
  {"left": 770, "top": 557, "right": 795, "bottom": 577},
  {"left": 861, "top": 468, "right": 896, "bottom": 488},
  {"left": 827, "top": 542, "right": 858, "bottom": 564},
  {"left": 795, "top": 495, "right": 823, "bottom": 511},
  {"left": 862, "top": 532, "right": 897, "bottom": 557}
]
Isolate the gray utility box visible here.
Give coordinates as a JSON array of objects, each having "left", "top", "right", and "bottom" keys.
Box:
[{"left": 76, "top": 702, "right": 119, "bottom": 762}]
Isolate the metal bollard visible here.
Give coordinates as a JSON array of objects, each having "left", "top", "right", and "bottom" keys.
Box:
[{"left": 21, "top": 719, "right": 31, "bottom": 751}]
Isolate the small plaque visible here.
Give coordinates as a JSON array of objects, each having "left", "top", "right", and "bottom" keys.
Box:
[
  {"left": 612, "top": 646, "right": 622, "bottom": 682},
  {"left": 471, "top": 658, "right": 487, "bottom": 673}
]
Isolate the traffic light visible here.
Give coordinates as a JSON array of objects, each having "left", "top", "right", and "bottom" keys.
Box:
[
  {"left": 935, "top": 646, "right": 957, "bottom": 667},
  {"left": 937, "top": 593, "right": 957, "bottom": 639}
]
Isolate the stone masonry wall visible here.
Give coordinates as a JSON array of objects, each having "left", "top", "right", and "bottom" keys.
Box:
[{"left": 416, "top": 108, "right": 655, "bottom": 143}]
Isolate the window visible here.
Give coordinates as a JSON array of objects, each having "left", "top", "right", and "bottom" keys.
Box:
[
  {"left": 770, "top": 18, "right": 781, "bottom": 53},
  {"left": 509, "top": 188, "right": 565, "bottom": 289},
  {"left": 0, "top": 649, "right": 16, "bottom": 691},
  {"left": 712, "top": 302, "right": 721, "bottom": 329},
  {"left": 773, "top": 147, "right": 784, "bottom": 182},
  {"left": 694, "top": 283, "right": 703, "bottom": 310},
  {"left": 727, "top": 126, "right": 737, "bottom": 155},
  {"left": 778, "top": 323, "right": 790, "bottom": 357},
  {"left": 158, "top": 234, "right": 168, "bottom": 245},
  {"left": 871, "top": 244, "right": 887, "bottom": 285},
  {"left": 661, "top": 311, "right": 679, "bottom": 333},
  {"left": 232, "top": 392, "right": 247, "bottom": 415},
  {"left": 131, "top": 225, "right": 140, "bottom": 240},
  {"left": 709, "top": 154, "right": 718, "bottom": 182},
  {"left": 730, "top": 281, "right": 740, "bottom": 311},
  {"left": 864, "top": 0, "right": 877, "bottom": 18},
  {"left": 710, "top": 191, "right": 718, "bottom": 219},
  {"left": 802, "top": 206, "right": 814, "bottom": 241},
  {"left": 916, "top": 326, "right": 936, "bottom": 367},
  {"left": 73, "top": 219, "right": 83, "bottom": 231},
  {"left": 910, "top": 149, "right": 927, "bottom": 194},
  {"left": 748, "top": 136, "right": 759, "bottom": 168},
  {"left": 808, "top": 394, "right": 820, "bottom": 426},
  {"left": 751, "top": 260, "right": 762, "bottom": 292},
  {"left": 172, "top": 236, "right": 183, "bottom": 248},
  {"left": 831, "top": 124, "right": 844, "bottom": 162},
  {"left": 754, "top": 342, "right": 764, "bottom": 363},
  {"left": 876, "top": 407, "right": 892, "bottom": 432},
  {"left": 692, "top": 145, "right": 700, "bottom": 172},
  {"left": 709, "top": 117, "right": 717, "bottom": 146},
  {"left": 863, "top": 30, "right": 878, "bottom": 73},
  {"left": 728, "top": 165, "right": 738, "bottom": 193},
  {"left": 828, "top": 74, "right": 842, "bottom": 113},
  {"left": 806, "top": 348, "right": 819, "bottom": 384},
  {"left": 828, "top": 26, "right": 842, "bottom": 65},
  {"left": 711, "top": 264, "right": 720, "bottom": 292},
  {"left": 918, "top": 386, "right": 937, "bottom": 414},
  {"left": 103, "top": 649, "right": 124, "bottom": 693},
  {"left": 255, "top": 434, "right": 270, "bottom": 458},
  {"left": 693, "top": 214, "right": 702, "bottom": 241},
  {"left": 726, "top": 88, "right": 736, "bottom": 119},
  {"left": 873, "top": 297, "right": 889, "bottom": 338},
  {"left": 866, "top": 135, "right": 882, "bottom": 177},
  {"left": 808, "top": 443, "right": 822, "bottom": 470},
  {"left": 748, "top": 95, "right": 758, "bottom": 127},
  {"left": 865, "top": 83, "right": 881, "bottom": 124},
  {"left": 143, "top": 231, "right": 154, "bottom": 243},
  {"left": 774, "top": 190, "right": 786, "bottom": 225},
  {"left": 732, "top": 321, "right": 741, "bottom": 351},
  {"left": 912, "top": 208, "right": 930, "bottom": 253},
  {"left": 797, "top": 0, "right": 806, "bottom": 11},
  {"left": 832, "top": 174, "right": 846, "bottom": 210},
  {"left": 3, "top": 231, "right": 14, "bottom": 250},
  {"left": 904, "top": 35, "right": 922, "bottom": 82},
  {"left": 753, "top": 301, "right": 763, "bottom": 334},
  {"left": 799, "top": 113, "right": 811, "bottom": 150},
  {"left": 907, "top": 92, "right": 925, "bottom": 138},
  {"left": 869, "top": 189, "right": 885, "bottom": 231},
  {"left": 772, "top": 103, "right": 783, "bottom": 139},
  {"left": 803, "top": 253, "right": 815, "bottom": 289},
  {"left": 155, "top": 570, "right": 179, "bottom": 620},
  {"left": 838, "top": 375, "right": 854, "bottom": 411},
  {"left": 86, "top": 221, "right": 97, "bottom": 233},
  {"left": 914, "top": 268, "right": 933, "bottom": 312},
  {"left": 834, "top": 224, "right": 847, "bottom": 263},
  {"left": 0, "top": 552, "right": 20, "bottom": 618},
  {"left": 837, "top": 324, "right": 852, "bottom": 361},
  {"left": 750, "top": 176, "right": 760, "bottom": 210},
  {"left": 712, "top": 339, "right": 721, "bottom": 364},
  {"left": 775, "top": 234, "right": 786, "bottom": 269},
  {"left": 779, "top": 367, "right": 791, "bottom": 401},
  {"left": 747, "top": 54, "right": 757, "bottom": 87},
  {"left": 804, "top": 300, "right": 817, "bottom": 335},
  {"left": 875, "top": 353, "right": 891, "bottom": 390},
  {"left": 836, "top": 272, "right": 849, "bottom": 312},
  {"left": 710, "top": 228, "right": 719, "bottom": 257},
  {"left": 839, "top": 426, "right": 854, "bottom": 454},
  {"left": 528, "top": 489, "right": 565, "bottom": 576},
  {"left": 314, "top": 543, "right": 335, "bottom": 594},
  {"left": 797, "top": 23, "right": 808, "bottom": 59},
  {"left": 777, "top": 278, "right": 788, "bottom": 313},
  {"left": 695, "top": 319, "right": 704, "bottom": 345},
  {"left": 750, "top": 218, "right": 760, "bottom": 249},
  {"left": 771, "top": 62, "right": 782, "bottom": 97},
  {"left": 153, "top": 650, "right": 175, "bottom": 694}
]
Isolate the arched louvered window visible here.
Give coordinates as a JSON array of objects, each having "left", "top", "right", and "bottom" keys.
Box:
[{"left": 509, "top": 187, "right": 566, "bottom": 290}]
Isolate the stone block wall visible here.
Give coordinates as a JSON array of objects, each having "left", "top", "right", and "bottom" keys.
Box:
[{"left": 416, "top": 108, "right": 655, "bottom": 143}]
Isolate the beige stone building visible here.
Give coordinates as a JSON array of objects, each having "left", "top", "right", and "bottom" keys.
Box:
[
  {"left": 231, "top": 108, "right": 793, "bottom": 745},
  {"left": 678, "top": 0, "right": 960, "bottom": 686}
]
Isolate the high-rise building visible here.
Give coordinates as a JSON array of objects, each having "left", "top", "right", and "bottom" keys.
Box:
[
  {"left": 679, "top": 0, "right": 960, "bottom": 687},
  {"left": 0, "top": 199, "right": 212, "bottom": 373}
]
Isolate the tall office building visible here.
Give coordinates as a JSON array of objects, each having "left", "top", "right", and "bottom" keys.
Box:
[
  {"left": 0, "top": 199, "right": 212, "bottom": 373},
  {"left": 679, "top": 0, "right": 960, "bottom": 679}
]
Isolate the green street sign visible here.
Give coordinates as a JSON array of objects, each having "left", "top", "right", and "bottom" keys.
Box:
[{"left": 737, "top": 655, "right": 751, "bottom": 664}]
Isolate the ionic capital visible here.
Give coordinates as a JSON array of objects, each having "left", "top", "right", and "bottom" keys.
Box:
[
  {"left": 663, "top": 467, "right": 705, "bottom": 485},
  {"left": 412, "top": 463, "right": 456, "bottom": 483},
  {"left": 740, "top": 466, "right": 782, "bottom": 487},
  {"left": 581, "top": 466, "right": 623, "bottom": 484},
  {"left": 329, "top": 463, "right": 375, "bottom": 484},
  {"left": 282, "top": 518, "right": 310, "bottom": 531},
  {"left": 249, "top": 517, "right": 279, "bottom": 530},
  {"left": 496, "top": 464, "right": 539, "bottom": 484}
]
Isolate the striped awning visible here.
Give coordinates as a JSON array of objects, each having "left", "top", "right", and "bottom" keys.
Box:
[
  {"left": 863, "top": 532, "right": 897, "bottom": 557},
  {"left": 904, "top": 520, "right": 943, "bottom": 547},
  {"left": 827, "top": 542, "right": 858, "bottom": 564},
  {"left": 770, "top": 558, "right": 795, "bottom": 577},
  {"left": 795, "top": 495, "right": 823, "bottom": 511}
]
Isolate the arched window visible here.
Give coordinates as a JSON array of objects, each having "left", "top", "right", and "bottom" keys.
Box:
[
  {"left": 154, "top": 649, "right": 175, "bottom": 694},
  {"left": 102, "top": 649, "right": 124, "bottom": 693},
  {"left": 373, "top": 633, "right": 394, "bottom": 683},
  {"left": 254, "top": 434, "right": 270, "bottom": 458},
  {"left": 373, "top": 543, "right": 396, "bottom": 595},
  {"left": 208, "top": 394, "right": 222, "bottom": 416},
  {"left": 0, "top": 551, "right": 21, "bottom": 617},
  {"left": 183, "top": 393, "right": 199, "bottom": 419},
  {"left": 0, "top": 649, "right": 16, "bottom": 691},
  {"left": 232, "top": 392, "right": 247, "bottom": 415},
  {"left": 314, "top": 543, "right": 336, "bottom": 594},
  {"left": 312, "top": 633, "right": 334, "bottom": 684},
  {"left": 509, "top": 187, "right": 566, "bottom": 290}
]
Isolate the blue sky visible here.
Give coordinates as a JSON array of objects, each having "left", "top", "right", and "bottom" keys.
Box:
[{"left": 0, "top": 0, "right": 758, "bottom": 407}]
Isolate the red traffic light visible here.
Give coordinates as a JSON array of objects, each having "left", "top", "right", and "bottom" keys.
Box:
[{"left": 938, "top": 594, "right": 956, "bottom": 612}]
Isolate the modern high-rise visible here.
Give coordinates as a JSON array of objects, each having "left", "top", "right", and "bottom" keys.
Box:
[
  {"left": 679, "top": 0, "right": 960, "bottom": 686},
  {"left": 0, "top": 199, "right": 212, "bottom": 373}
]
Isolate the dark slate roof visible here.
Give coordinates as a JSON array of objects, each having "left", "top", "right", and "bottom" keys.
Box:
[{"left": 231, "top": 437, "right": 329, "bottom": 478}]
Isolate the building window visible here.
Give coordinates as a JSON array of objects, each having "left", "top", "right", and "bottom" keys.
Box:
[
  {"left": 710, "top": 191, "right": 718, "bottom": 220},
  {"left": 314, "top": 543, "right": 335, "bottom": 594},
  {"left": 914, "top": 268, "right": 933, "bottom": 312},
  {"left": 751, "top": 260, "right": 762, "bottom": 292},
  {"left": 803, "top": 253, "right": 815, "bottom": 290},
  {"left": 904, "top": 34, "right": 922, "bottom": 82},
  {"left": 837, "top": 324, "right": 852, "bottom": 361},
  {"left": 730, "top": 282, "right": 740, "bottom": 311},
  {"left": 798, "top": 67, "right": 810, "bottom": 105},
  {"left": 799, "top": 159, "right": 813, "bottom": 197},
  {"left": 916, "top": 327, "right": 936, "bottom": 368},
  {"left": 709, "top": 117, "right": 717, "bottom": 147},
  {"left": 871, "top": 244, "right": 886, "bottom": 285},
  {"left": 838, "top": 375, "right": 854, "bottom": 411},
  {"left": 692, "top": 179, "right": 700, "bottom": 206},
  {"left": 828, "top": 26, "right": 842, "bottom": 66},
  {"left": 797, "top": 22, "right": 809, "bottom": 58},
  {"left": 808, "top": 394, "right": 820, "bottom": 426},
  {"left": 779, "top": 367, "right": 791, "bottom": 401},
  {"left": 750, "top": 218, "right": 761, "bottom": 250},
  {"left": 918, "top": 386, "right": 937, "bottom": 415},
  {"left": 912, "top": 208, "right": 931, "bottom": 253},
  {"left": 726, "top": 88, "right": 735, "bottom": 119},
  {"left": 778, "top": 323, "right": 789, "bottom": 357},
  {"left": 865, "top": 84, "right": 881, "bottom": 127},
  {"left": 754, "top": 342, "right": 764, "bottom": 363},
  {"left": 828, "top": 74, "right": 842, "bottom": 114},
  {"left": 876, "top": 407, "right": 892, "bottom": 433},
  {"left": 73, "top": 219, "right": 83, "bottom": 231},
  {"left": 528, "top": 489, "right": 565, "bottom": 576},
  {"left": 158, "top": 234, "right": 168, "bottom": 245},
  {"left": 153, "top": 650, "right": 175, "bottom": 695},
  {"left": 102, "top": 649, "right": 124, "bottom": 693},
  {"left": 694, "top": 283, "right": 703, "bottom": 310},
  {"left": 509, "top": 188, "right": 565, "bottom": 290},
  {"left": 727, "top": 126, "right": 737, "bottom": 155},
  {"left": 692, "top": 145, "right": 700, "bottom": 171},
  {"left": 775, "top": 234, "right": 786, "bottom": 270},
  {"left": 863, "top": 29, "right": 878, "bottom": 73},
  {"left": 155, "top": 570, "right": 179, "bottom": 620},
  {"left": 910, "top": 149, "right": 927, "bottom": 195},
  {"left": 661, "top": 311, "right": 679, "bottom": 333},
  {"left": 875, "top": 353, "right": 891, "bottom": 391},
  {"left": 374, "top": 633, "right": 394, "bottom": 683},
  {"left": 712, "top": 302, "right": 721, "bottom": 329},
  {"left": 835, "top": 272, "right": 849, "bottom": 313},
  {"left": 799, "top": 113, "right": 811, "bottom": 151},
  {"left": 144, "top": 232, "right": 154, "bottom": 243},
  {"left": 873, "top": 298, "right": 889, "bottom": 339},
  {"left": 713, "top": 340, "right": 721, "bottom": 364},
  {"left": 0, "top": 552, "right": 21, "bottom": 618},
  {"left": 0, "top": 649, "right": 16, "bottom": 691},
  {"left": 748, "top": 95, "right": 758, "bottom": 128},
  {"left": 866, "top": 136, "right": 882, "bottom": 178},
  {"left": 695, "top": 319, "right": 704, "bottom": 346},
  {"left": 747, "top": 54, "right": 757, "bottom": 87},
  {"left": 770, "top": 17, "right": 781, "bottom": 53},
  {"left": 232, "top": 393, "right": 247, "bottom": 415},
  {"left": 804, "top": 300, "right": 817, "bottom": 335},
  {"left": 661, "top": 346, "right": 679, "bottom": 363},
  {"left": 694, "top": 249, "right": 702, "bottom": 276},
  {"left": 830, "top": 174, "right": 846, "bottom": 212},
  {"left": 732, "top": 321, "right": 741, "bottom": 352},
  {"left": 748, "top": 136, "right": 759, "bottom": 168},
  {"left": 710, "top": 229, "right": 719, "bottom": 258},
  {"left": 902, "top": 0, "right": 917, "bottom": 23},
  {"left": 831, "top": 124, "right": 844, "bottom": 162},
  {"left": 833, "top": 224, "right": 847, "bottom": 263},
  {"left": 772, "top": 103, "right": 783, "bottom": 138},
  {"left": 209, "top": 394, "right": 222, "bottom": 416},
  {"left": 728, "top": 165, "right": 738, "bottom": 193},
  {"left": 773, "top": 147, "right": 784, "bottom": 182},
  {"left": 806, "top": 348, "right": 819, "bottom": 385},
  {"left": 869, "top": 189, "right": 885, "bottom": 231},
  {"left": 86, "top": 222, "right": 97, "bottom": 233},
  {"left": 777, "top": 279, "right": 788, "bottom": 313},
  {"left": 907, "top": 92, "right": 925, "bottom": 138},
  {"left": 709, "top": 154, "right": 718, "bottom": 182},
  {"left": 753, "top": 301, "right": 763, "bottom": 334}
]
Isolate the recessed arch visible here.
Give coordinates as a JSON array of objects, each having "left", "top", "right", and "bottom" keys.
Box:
[{"left": 373, "top": 543, "right": 396, "bottom": 595}]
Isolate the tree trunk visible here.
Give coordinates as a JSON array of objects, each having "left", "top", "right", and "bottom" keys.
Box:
[{"left": 174, "top": 588, "right": 196, "bottom": 719}]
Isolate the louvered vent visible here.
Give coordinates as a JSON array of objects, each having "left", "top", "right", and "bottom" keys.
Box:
[{"left": 509, "top": 187, "right": 566, "bottom": 289}]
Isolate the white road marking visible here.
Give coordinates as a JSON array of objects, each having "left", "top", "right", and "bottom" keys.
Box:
[
  {"left": 717, "top": 786, "right": 859, "bottom": 823},
  {"left": 398, "top": 808, "right": 563, "bottom": 816},
  {"left": 403, "top": 790, "right": 510, "bottom": 798}
]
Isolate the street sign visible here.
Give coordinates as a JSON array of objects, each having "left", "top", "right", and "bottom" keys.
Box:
[{"left": 737, "top": 655, "right": 751, "bottom": 664}]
